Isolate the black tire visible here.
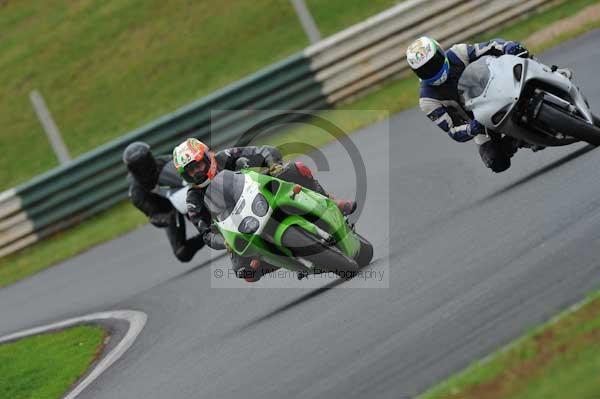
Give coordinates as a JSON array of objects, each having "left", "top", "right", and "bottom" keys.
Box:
[
  {"left": 593, "top": 113, "right": 600, "bottom": 128},
  {"left": 355, "top": 234, "right": 374, "bottom": 267},
  {"left": 537, "top": 103, "right": 600, "bottom": 146},
  {"left": 281, "top": 225, "right": 359, "bottom": 275}
]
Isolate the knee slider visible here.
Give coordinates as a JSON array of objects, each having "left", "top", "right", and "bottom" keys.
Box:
[
  {"left": 175, "top": 246, "right": 194, "bottom": 262},
  {"left": 489, "top": 157, "right": 511, "bottom": 173}
]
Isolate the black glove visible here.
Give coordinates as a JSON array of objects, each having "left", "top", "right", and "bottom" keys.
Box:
[
  {"left": 149, "top": 212, "right": 173, "bottom": 228},
  {"left": 198, "top": 222, "right": 227, "bottom": 250},
  {"left": 505, "top": 42, "right": 529, "bottom": 58},
  {"left": 235, "top": 157, "right": 250, "bottom": 171},
  {"left": 207, "top": 233, "right": 226, "bottom": 250}
]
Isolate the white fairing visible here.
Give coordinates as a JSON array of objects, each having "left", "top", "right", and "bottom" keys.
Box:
[
  {"left": 157, "top": 185, "right": 189, "bottom": 214},
  {"left": 463, "top": 55, "right": 592, "bottom": 131},
  {"left": 167, "top": 186, "right": 189, "bottom": 214},
  {"left": 216, "top": 174, "right": 273, "bottom": 235},
  {"left": 463, "top": 55, "right": 522, "bottom": 128}
]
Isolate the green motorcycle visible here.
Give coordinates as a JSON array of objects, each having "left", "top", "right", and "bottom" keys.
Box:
[{"left": 203, "top": 168, "right": 373, "bottom": 279}]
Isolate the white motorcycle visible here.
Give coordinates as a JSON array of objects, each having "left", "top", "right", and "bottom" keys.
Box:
[{"left": 458, "top": 54, "right": 600, "bottom": 146}]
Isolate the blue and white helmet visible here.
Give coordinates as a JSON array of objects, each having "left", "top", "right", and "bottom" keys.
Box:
[{"left": 406, "top": 36, "right": 449, "bottom": 86}]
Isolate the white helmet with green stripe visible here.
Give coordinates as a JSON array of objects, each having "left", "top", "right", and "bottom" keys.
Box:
[{"left": 406, "top": 36, "right": 449, "bottom": 86}]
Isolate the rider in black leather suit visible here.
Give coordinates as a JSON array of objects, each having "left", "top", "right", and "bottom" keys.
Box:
[{"left": 123, "top": 141, "right": 205, "bottom": 262}]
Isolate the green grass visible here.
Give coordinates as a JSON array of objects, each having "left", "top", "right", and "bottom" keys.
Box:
[
  {"left": 524, "top": 2, "right": 600, "bottom": 53},
  {"left": 0, "top": 0, "right": 396, "bottom": 192},
  {"left": 306, "top": 0, "right": 399, "bottom": 37},
  {"left": 0, "top": 324, "right": 106, "bottom": 399},
  {"left": 419, "top": 290, "right": 600, "bottom": 399},
  {"left": 271, "top": 0, "right": 600, "bottom": 153},
  {"left": 473, "top": 0, "right": 600, "bottom": 52},
  {"left": 2, "top": 0, "right": 600, "bottom": 288}
]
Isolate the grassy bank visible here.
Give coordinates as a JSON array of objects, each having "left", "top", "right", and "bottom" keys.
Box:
[
  {"left": 420, "top": 290, "right": 600, "bottom": 399},
  {"left": 0, "top": 0, "right": 397, "bottom": 191},
  {"left": 2, "top": 0, "right": 600, "bottom": 288},
  {"left": 0, "top": 325, "right": 106, "bottom": 399},
  {"left": 264, "top": 0, "right": 600, "bottom": 156}
]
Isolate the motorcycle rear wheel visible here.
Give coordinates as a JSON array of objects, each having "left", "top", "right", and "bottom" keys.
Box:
[{"left": 355, "top": 233, "right": 374, "bottom": 268}]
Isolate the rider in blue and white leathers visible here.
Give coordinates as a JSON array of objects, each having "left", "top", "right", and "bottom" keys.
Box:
[{"left": 406, "top": 37, "right": 534, "bottom": 173}]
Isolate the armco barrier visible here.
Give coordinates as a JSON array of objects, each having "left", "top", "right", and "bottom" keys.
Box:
[
  {"left": 0, "top": 53, "right": 325, "bottom": 257},
  {"left": 0, "top": 0, "right": 557, "bottom": 257},
  {"left": 305, "top": 0, "right": 554, "bottom": 104}
]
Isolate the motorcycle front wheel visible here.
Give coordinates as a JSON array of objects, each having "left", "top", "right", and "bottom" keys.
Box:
[
  {"left": 537, "top": 102, "right": 600, "bottom": 146},
  {"left": 281, "top": 225, "right": 360, "bottom": 276}
]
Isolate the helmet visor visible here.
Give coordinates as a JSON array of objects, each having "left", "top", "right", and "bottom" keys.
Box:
[
  {"left": 183, "top": 157, "right": 211, "bottom": 184},
  {"left": 414, "top": 49, "right": 447, "bottom": 81}
]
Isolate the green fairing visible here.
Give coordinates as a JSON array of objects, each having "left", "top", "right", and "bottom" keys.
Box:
[{"left": 214, "top": 169, "right": 361, "bottom": 271}]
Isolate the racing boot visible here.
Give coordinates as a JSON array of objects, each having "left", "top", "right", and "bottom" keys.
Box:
[
  {"left": 277, "top": 161, "right": 357, "bottom": 216},
  {"left": 500, "top": 136, "right": 519, "bottom": 158},
  {"left": 550, "top": 64, "right": 573, "bottom": 80},
  {"left": 237, "top": 258, "right": 279, "bottom": 282},
  {"left": 334, "top": 199, "right": 357, "bottom": 216},
  {"left": 556, "top": 67, "right": 573, "bottom": 80},
  {"left": 174, "top": 236, "right": 205, "bottom": 263},
  {"left": 236, "top": 266, "right": 259, "bottom": 282}
]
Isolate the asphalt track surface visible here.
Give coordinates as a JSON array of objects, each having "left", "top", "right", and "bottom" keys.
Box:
[{"left": 3, "top": 32, "right": 600, "bottom": 398}]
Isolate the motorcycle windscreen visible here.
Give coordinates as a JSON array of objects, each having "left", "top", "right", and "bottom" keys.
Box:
[
  {"left": 204, "top": 170, "right": 245, "bottom": 222},
  {"left": 458, "top": 57, "right": 491, "bottom": 106}
]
